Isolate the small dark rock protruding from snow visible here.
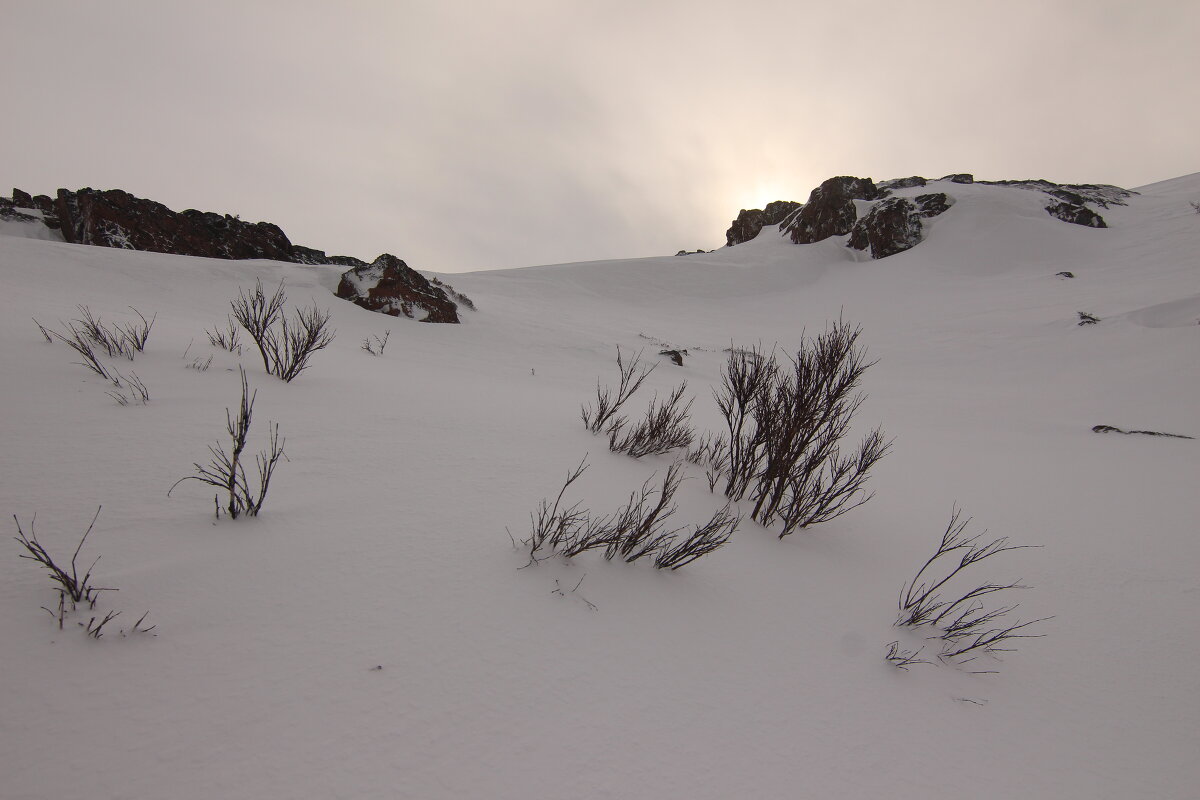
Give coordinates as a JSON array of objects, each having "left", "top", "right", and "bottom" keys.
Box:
[
  {"left": 659, "top": 349, "right": 687, "bottom": 366},
  {"left": 1092, "top": 424, "right": 1194, "bottom": 439},
  {"left": 1077, "top": 311, "right": 1100, "bottom": 325},
  {"left": 940, "top": 173, "right": 975, "bottom": 184},
  {"left": 1056, "top": 271, "right": 1076, "bottom": 279},
  {"left": 335, "top": 254, "right": 460, "bottom": 323},
  {"left": 781, "top": 176, "right": 885, "bottom": 245}
]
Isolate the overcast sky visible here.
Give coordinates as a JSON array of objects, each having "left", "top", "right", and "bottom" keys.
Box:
[{"left": 3, "top": 1, "right": 1196, "bottom": 272}]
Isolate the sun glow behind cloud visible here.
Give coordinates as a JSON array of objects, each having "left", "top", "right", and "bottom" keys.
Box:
[{"left": 1, "top": 1, "right": 1197, "bottom": 271}]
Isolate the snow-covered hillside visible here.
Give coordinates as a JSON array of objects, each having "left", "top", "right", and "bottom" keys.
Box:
[{"left": 2, "top": 174, "right": 1197, "bottom": 799}]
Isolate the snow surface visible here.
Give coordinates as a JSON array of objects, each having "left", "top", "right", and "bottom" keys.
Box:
[{"left": 2, "top": 175, "right": 1198, "bottom": 799}]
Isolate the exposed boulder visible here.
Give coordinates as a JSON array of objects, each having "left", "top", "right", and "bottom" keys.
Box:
[
  {"left": 939, "top": 173, "right": 975, "bottom": 184},
  {"left": 845, "top": 192, "right": 954, "bottom": 260},
  {"left": 914, "top": 192, "right": 953, "bottom": 217},
  {"left": 1046, "top": 200, "right": 1107, "bottom": 228},
  {"left": 335, "top": 253, "right": 460, "bottom": 323},
  {"left": 781, "top": 176, "right": 884, "bottom": 245},
  {"left": 725, "top": 200, "right": 802, "bottom": 246},
  {"left": 846, "top": 198, "right": 924, "bottom": 259}
]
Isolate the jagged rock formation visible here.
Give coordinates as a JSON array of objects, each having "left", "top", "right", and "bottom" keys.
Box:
[
  {"left": 51, "top": 188, "right": 297, "bottom": 260},
  {"left": 1046, "top": 200, "right": 1107, "bottom": 228},
  {"left": 335, "top": 254, "right": 460, "bottom": 323},
  {"left": 718, "top": 174, "right": 1133, "bottom": 260},
  {"left": 846, "top": 193, "right": 953, "bottom": 259},
  {"left": 725, "top": 200, "right": 803, "bottom": 246},
  {"left": 781, "top": 176, "right": 886, "bottom": 245},
  {"left": 4, "top": 186, "right": 468, "bottom": 323}
]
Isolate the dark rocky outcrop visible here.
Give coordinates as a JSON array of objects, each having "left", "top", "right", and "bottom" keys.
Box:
[
  {"left": 2, "top": 189, "right": 59, "bottom": 226},
  {"left": 6, "top": 187, "right": 467, "bottom": 323},
  {"left": 939, "top": 173, "right": 975, "bottom": 184},
  {"left": 781, "top": 176, "right": 885, "bottom": 245},
  {"left": 1046, "top": 200, "right": 1107, "bottom": 228},
  {"left": 335, "top": 253, "right": 460, "bottom": 323},
  {"left": 846, "top": 192, "right": 954, "bottom": 260},
  {"left": 52, "top": 188, "right": 297, "bottom": 260},
  {"left": 846, "top": 198, "right": 924, "bottom": 259},
  {"left": 977, "top": 178, "right": 1134, "bottom": 209},
  {"left": 725, "top": 200, "right": 802, "bottom": 246}
]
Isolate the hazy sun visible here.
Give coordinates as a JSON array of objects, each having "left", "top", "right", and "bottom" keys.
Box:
[{"left": 735, "top": 180, "right": 794, "bottom": 212}]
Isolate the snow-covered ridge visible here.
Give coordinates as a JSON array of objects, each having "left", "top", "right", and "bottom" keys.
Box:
[{"left": 723, "top": 173, "right": 1137, "bottom": 260}]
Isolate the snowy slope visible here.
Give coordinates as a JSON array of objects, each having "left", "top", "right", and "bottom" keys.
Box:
[{"left": 1, "top": 175, "right": 1197, "bottom": 799}]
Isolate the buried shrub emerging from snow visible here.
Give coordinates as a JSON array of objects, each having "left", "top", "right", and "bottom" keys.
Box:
[
  {"left": 693, "top": 321, "right": 891, "bottom": 536},
  {"left": 170, "top": 367, "right": 286, "bottom": 520},
  {"left": 231, "top": 279, "right": 335, "bottom": 382},
  {"left": 517, "top": 458, "right": 740, "bottom": 570},
  {"left": 894, "top": 507, "right": 1050, "bottom": 670}
]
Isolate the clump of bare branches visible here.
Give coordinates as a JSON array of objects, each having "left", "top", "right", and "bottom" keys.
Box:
[
  {"left": 896, "top": 507, "right": 1050, "bottom": 668},
  {"left": 13, "top": 507, "right": 115, "bottom": 628},
  {"left": 581, "top": 347, "right": 656, "bottom": 434},
  {"left": 884, "top": 641, "right": 929, "bottom": 670},
  {"left": 516, "top": 459, "right": 736, "bottom": 570},
  {"left": 105, "top": 370, "right": 150, "bottom": 406},
  {"left": 68, "top": 305, "right": 155, "bottom": 359},
  {"left": 40, "top": 307, "right": 155, "bottom": 395},
  {"left": 50, "top": 323, "right": 117, "bottom": 381},
  {"left": 207, "top": 317, "right": 242, "bottom": 353},
  {"left": 362, "top": 329, "right": 391, "bottom": 356},
  {"left": 654, "top": 502, "right": 741, "bottom": 570},
  {"left": 701, "top": 323, "right": 891, "bottom": 537},
  {"left": 607, "top": 383, "right": 695, "bottom": 458},
  {"left": 230, "top": 279, "right": 335, "bottom": 382},
  {"left": 169, "top": 366, "right": 286, "bottom": 519}
]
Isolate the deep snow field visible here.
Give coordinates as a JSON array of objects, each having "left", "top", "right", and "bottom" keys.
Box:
[{"left": 2, "top": 175, "right": 1198, "bottom": 799}]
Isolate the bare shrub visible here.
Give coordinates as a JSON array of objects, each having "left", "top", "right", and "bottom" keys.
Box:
[
  {"left": 207, "top": 318, "right": 242, "bottom": 353},
  {"left": 231, "top": 279, "right": 335, "bottom": 382},
  {"left": 607, "top": 383, "right": 695, "bottom": 458},
  {"left": 654, "top": 502, "right": 741, "bottom": 570},
  {"left": 115, "top": 307, "right": 155, "bottom": 354},
  {"left": 362, "top": 329, "right": 391, "bottom": 356},
  {"left": 581, "top": 347, "right": 656, "bottom": 433},
  {"left": 170, "top": 367, "right": 287, "bottom": 519},
  {"left": 106, "top": 370, "right": 150, "bottom": 406},
  {"left": 710, "top": 322, "right": 891, "bottom": 536},
  {"left": 521, "top": 457, "right": 590, "bottom": 565},
  {"left": 518, "top": 459, "right": 734, "bottom": 570},
  {"left": 896, "top": 507, "right": 1050, "bottom": 667},
  {"left": 13, "top": 507, "right": 115, "bottom": 628},
  {"left": 603, "top": 461, "right": 685, "bottom": 563},
  {"left": 50, "top": 324, "right": 115, "bottom": 381}
]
